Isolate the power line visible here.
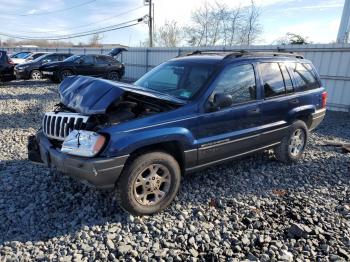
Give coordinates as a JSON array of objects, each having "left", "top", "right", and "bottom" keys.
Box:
[
  {"left": 0, "top": 0, "right": 97, "bottom": 17},
  {"left": 0, "top": 18, "right": 144, "bottom": 40},
  {"left": 4, "top": 5, "right": 145, "bottom": 35}
]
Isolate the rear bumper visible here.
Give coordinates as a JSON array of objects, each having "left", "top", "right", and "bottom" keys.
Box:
[
  {"left": 28, "top": 131, "right": 128, "bottom": 189},
  {"left": 309, "top": 108, "right": 326, "bottom": 131}
]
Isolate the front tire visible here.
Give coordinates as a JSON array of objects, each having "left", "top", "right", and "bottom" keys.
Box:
[
  {"left": 115, "top": 151, "right": 181, "bottom": 215},
  {"left": 30, "top": 70, "right": 42, "bottom": 80},
  {"left": 274, "top": 120, "right": 308, "bottom": 163},
  {"left": 107, "top": 71, "right": 120, "bottom": 81}
]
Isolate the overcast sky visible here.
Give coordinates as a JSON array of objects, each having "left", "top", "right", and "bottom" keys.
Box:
[{"left": 0, "top": 0, "right": 344, "bottom": 46}]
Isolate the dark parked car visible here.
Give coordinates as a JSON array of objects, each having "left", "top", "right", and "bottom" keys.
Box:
[
  {"left": 40, "top": 54, "right": 125, "bottom": 83},
  {"left": 14, "top": 53, "right": 72, "bottom": 80},
  {"left": 0, "top": 51, "right": 15, "bottom": 82},
  {"left": 24, "top": 52, "right": 49, "bottom": 62},
  {"left": 28, "top": 51, "right": 327, "bottom": 215}
]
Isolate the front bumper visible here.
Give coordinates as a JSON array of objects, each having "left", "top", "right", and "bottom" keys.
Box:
[
  {"left": 14, "top": 68, "right": 30, "bottom": 79},
  {"left": 28, "top": 131, "right": 129, "bottom": 189},
  {"left": 309, "top": 108, "right": 326, "bottom": 131}
]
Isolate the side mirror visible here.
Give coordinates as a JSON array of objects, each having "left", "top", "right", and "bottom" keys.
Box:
[
  {"left": 78, "top": 59, "right": 84, "bottom": 64},
  {"left": 213, "top": 93, "right": 233, "bottom": 109}
]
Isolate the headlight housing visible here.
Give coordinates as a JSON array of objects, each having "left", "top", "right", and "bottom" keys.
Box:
[
  {"left": 61, "top": 130, "right": 106, "bottom": 157},
  {"left": 16, "top": 65, "right": 29, "bottom": 70}
]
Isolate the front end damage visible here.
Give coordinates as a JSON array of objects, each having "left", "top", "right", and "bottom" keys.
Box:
[{"left": 28, "top": 75, "right": 183, "bottom": 188}]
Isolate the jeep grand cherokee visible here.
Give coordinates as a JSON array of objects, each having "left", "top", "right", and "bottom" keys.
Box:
[{"left": 28, "top": 51, "right": 327, "bottom": 215}]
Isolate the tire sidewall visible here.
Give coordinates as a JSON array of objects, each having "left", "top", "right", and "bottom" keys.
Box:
[
  {"left": 286, "top": 120, "right": 308, "bottom": 161},
  {"left": 118, "top": 152, "right": 181, "bottom": 215}
]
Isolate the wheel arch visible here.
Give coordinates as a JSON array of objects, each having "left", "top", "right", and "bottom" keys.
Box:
[
  {"left": 125, "top": 140, "right": 186, "bottom": 174},
  {"left": 288, "top": 105, "right": 316, "bottom": 129}
]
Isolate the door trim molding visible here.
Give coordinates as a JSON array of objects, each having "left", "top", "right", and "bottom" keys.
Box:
[{"left": 186, "top": 142, "right": 280, "bottom": 172}]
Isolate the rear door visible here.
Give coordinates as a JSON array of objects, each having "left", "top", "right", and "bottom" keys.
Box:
[
  {"left": 95, "top": 55, "right": 109, "bottom": 76},
  {"left": 257, "top": 61, "right": 297, "bottom": 146},
  {"left": 75, "top": 55, "right": 97, "bottom": 76},
  {"left": 196, "top": 63, "right": 262, "bottom": 165}
]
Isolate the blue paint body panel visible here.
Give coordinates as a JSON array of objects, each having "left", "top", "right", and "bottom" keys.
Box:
[{"left": 57, "top": 55, "right": 326, "bottom": 172}]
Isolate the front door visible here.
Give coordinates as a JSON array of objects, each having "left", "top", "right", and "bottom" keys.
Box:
[{"left": 195, "top": 63, "right": 262, "bottom": 166}]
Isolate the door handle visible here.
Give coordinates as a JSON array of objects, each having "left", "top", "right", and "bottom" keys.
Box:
[
  {"left": 289, "top": 98, "right": 299, "bottom": 105},
  {"left": 247, "top": 108, "right": 261, "bottom": 115}
]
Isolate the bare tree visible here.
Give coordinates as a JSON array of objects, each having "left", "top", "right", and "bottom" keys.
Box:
[
  {"left": 88, "top": 33, "right": 103, "bottom": 47},
  {"left": 185, "top": 2, "right": 212, "bottom": 46},
  {"left": 238, "top": 0, "right": 262, "bottom": 45},
  {"left": 185, "top": 0, "right": 262, "bottom": 47},
  {"left": 154, "top": 20, "right": 183, "bottom": 47}
]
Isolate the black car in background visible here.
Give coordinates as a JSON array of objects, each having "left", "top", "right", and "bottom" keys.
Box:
[
  {"left": 0, "top": 51, "right": 15, "bottom": 82},
  {"left": 24, "top": 52, "right": 49, "bottom": 62},
  {"left": 14, "top": 53, "right": 73, "bottom": 80},
  {"left": 40, "top": 54, "right": 125, "bottom": 83}
]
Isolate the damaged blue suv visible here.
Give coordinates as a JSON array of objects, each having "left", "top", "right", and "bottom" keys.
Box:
[{"left": 28, "top": 51, "right": 327, "bottom": 215}]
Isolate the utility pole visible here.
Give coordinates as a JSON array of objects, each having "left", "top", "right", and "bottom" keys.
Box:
[
  {"left": 148, "top": 0, "right": 153, "bottom": 47},
  {"left": 337, "top": 0, "right": 350, "bottom": 43}
]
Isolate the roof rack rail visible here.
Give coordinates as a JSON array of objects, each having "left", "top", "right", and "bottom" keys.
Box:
[
  {"left": 223, "top": 50, "right": 304, "bottom": 59},
  {"left": 181, "top": 49, "right": 304, "bottom": 59}
]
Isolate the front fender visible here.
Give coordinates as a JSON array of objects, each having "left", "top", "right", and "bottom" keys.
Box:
[{"left": 101, "top": 127, "right": 196, "bottom": 157}]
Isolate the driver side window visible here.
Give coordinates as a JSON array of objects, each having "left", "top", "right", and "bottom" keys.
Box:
[{"left": 210, "top": 64, "right": 257, "bottom": 105}]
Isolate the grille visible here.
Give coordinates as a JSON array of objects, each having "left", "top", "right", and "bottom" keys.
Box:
[{"left": 42, "top": 112, "right": 89, "bottom": 141}]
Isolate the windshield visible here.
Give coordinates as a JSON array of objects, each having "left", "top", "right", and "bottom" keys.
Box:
[
  {"left": 11, "top": 52, "right": 31, "bottom": 59},
  {"left": 63, "top": 55, "right": 82, "bottom": 62},
  {"left": 134, "top": 61, "right": 215, "bottom": 100}
]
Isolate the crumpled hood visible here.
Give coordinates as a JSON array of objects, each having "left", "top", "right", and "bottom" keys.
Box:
[{"left": 58, "top": 75, "right": 185, "bottom": 115}]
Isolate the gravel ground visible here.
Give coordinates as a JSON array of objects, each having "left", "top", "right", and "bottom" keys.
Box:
[{"left": 0, "top": 80, "right": 350, "bottom": 262}]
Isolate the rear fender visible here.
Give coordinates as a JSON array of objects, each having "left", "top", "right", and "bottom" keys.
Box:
[{"left": 288, "top": 104, "right": 316, "bottom": 122}]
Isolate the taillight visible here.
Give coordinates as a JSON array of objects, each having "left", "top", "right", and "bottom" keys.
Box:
[
  {"left": 321, "top": 91, "right": 327, "bottom": 108},
  {"left": 7, "top": 58, "right": 14, "bottom": 65}
]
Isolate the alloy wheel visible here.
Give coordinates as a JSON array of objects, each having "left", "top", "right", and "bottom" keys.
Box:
[
  {"left": 133, "top": 164, "right": 171, "bottom": 206},
  {"left": 31, "top": 71, "right": 42, "bottom": 80},
  {"left": 289, "top": 128, "right": 305, "bottom": 157}
]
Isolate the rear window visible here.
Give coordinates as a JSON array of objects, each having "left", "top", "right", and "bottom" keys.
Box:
[{"left": 288, "top": 62, "right": 320, "bottom": 91}]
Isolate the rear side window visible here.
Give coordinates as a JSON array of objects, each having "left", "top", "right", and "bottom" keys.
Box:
[
  {"left": 105, "top": 56, "right": 117, "bottom": 63},
  {"left": 96, "top": 56, "right": 108, "bottom": 64},
  {"left": 259, "top": 62, "right": 285, "bottom": 98},
  {"left": 60, "top": 54, "right": 71, "bottom": 60},
  {"left": 82, "top": 55, "right": 95, "bottom": 64},
  {"left": 288, "top": 63, "right": 320, "bottom": 91}
]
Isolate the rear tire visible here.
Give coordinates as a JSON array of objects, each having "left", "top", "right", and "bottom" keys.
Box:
[
  {"left": 274, "top": 120, "right": 308, "bottom": 163},
  {"left": 30, "top": 70, "right": 42, "bottom": 80},
  {"left": 115, "top": 151, "right": 181, "bottom": 215},
  {"left": 60, "top": 69, "right": 73, "bottom": 82}
]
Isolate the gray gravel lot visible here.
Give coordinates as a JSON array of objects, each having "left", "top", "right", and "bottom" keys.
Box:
[{"left": 0, "top": 80, "right": 350, "bottom": 261}]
